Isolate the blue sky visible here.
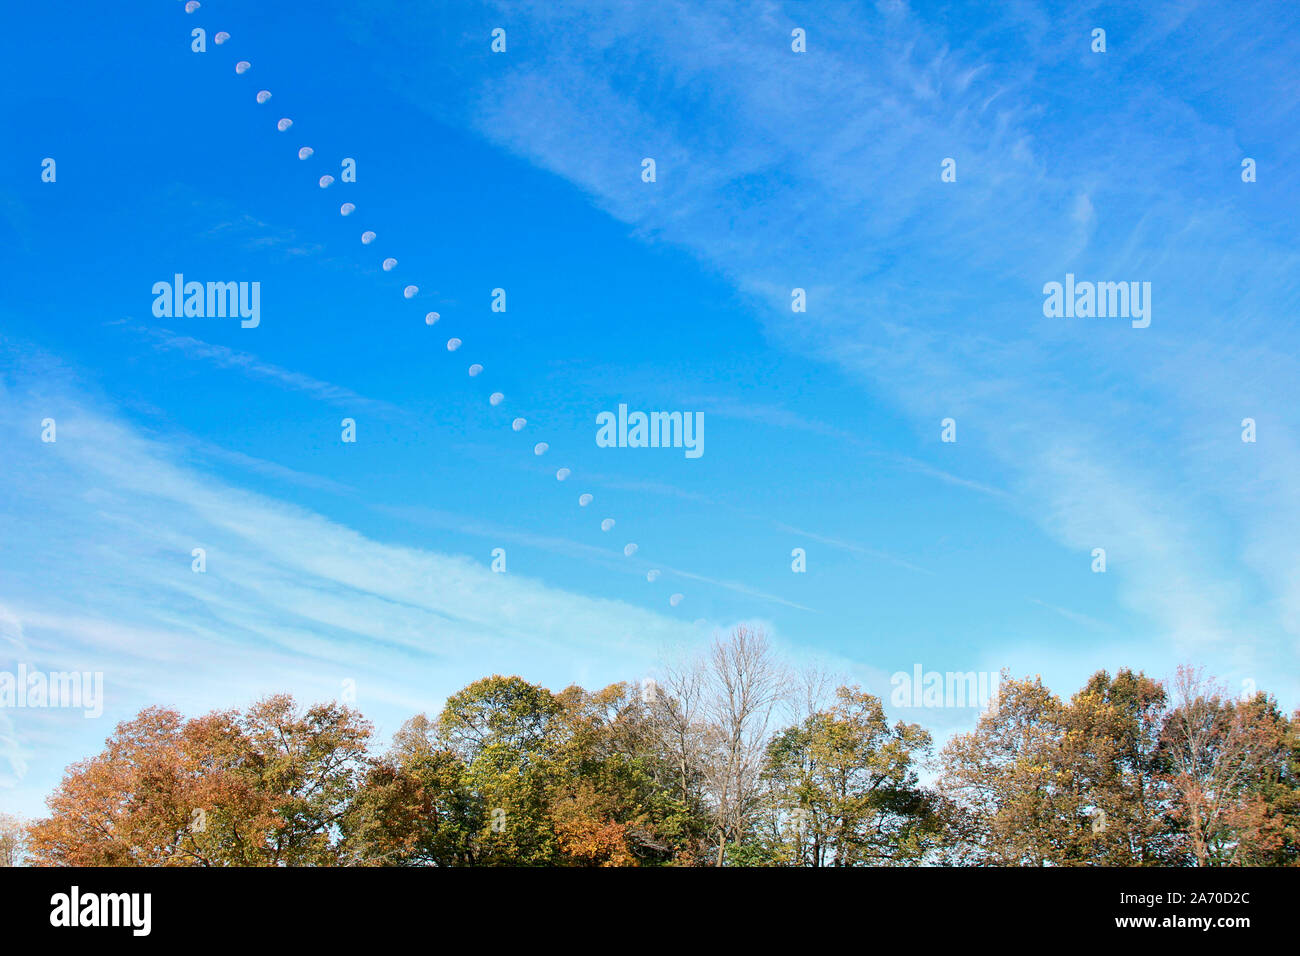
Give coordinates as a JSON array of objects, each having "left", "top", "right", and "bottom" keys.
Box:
[{"left": 2, "top": 0, "right": 1298, "bottom": 816}]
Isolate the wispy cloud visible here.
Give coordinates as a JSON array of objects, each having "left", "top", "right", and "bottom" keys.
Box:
[
  {"left": 772, "top": 521, "right": 929, "bottom": 575},
  {"left": 111, "top": 320, "right": 405, "bottom": 417},
  {"left": 184, "top": 440, "right": 359, "bottom": 496},
  {"left": 1026, "top": 597, "right": 1114, "bottom": 634},
  {"left": 0, "top": 356, "right": 709, "bottom": 807},
  {"left": 202, "top": 211, "right": 324, "bottom": 260},
  {"left": 379, "top": 503, "right": 816, "bottom": 611},
  {"left": 354, "top": 0, "right": 1300, "bottom": 661}
]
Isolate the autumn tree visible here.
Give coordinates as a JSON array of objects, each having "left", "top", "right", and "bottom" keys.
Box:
[
  {"left": 0, "top": 812, "right": 27, "bottom": 866},
  {"left": 27, "top": 707, "right": 207, "bottom": 865},
  {"left": 939, "top": 674, "right": 1084, "bottom": 865},
  {"left": 26, "top": 696, "right": 372, "bottom": 866},
  {"left": 549, "top": 682, "right": 699, "bottom": 865},
  {"left": 225, "top": 695, "right": 373, "bottom": 865},
  {"left": 1216, "top": 694, "right": 1300, "bottom": 866},
  {"left": 1159, "top": 667, "right": 1296, "bottom": 866},
  {"left": 21, "top": 664, "right": 1298, "bottom": 869},
  {"left": 343, "top": 714, "right": 480, "bottom": 866},
  {"left": 757, "top": 685, "right": 940, "bottom": 865},
  {"left": 1232, "top": 696, "right": 1300, "bottom": 865},
  {"left": 1060, "top": 669, "right": 1176, "bottom": 865}
]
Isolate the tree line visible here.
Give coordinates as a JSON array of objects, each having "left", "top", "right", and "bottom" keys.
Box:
[{"left": 6, "top": 628, "right": 1297, "bottom": 866}]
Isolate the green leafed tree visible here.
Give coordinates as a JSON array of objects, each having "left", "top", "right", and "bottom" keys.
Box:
[
  {"left": 435, "top": 675, "right": 563, "bottom": 865},
  {"left": 343, "top": 714, "right": 480, "bottom": 866},
  {"left": 757, "top": 685, "right": 940, "bottom": 865}
]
